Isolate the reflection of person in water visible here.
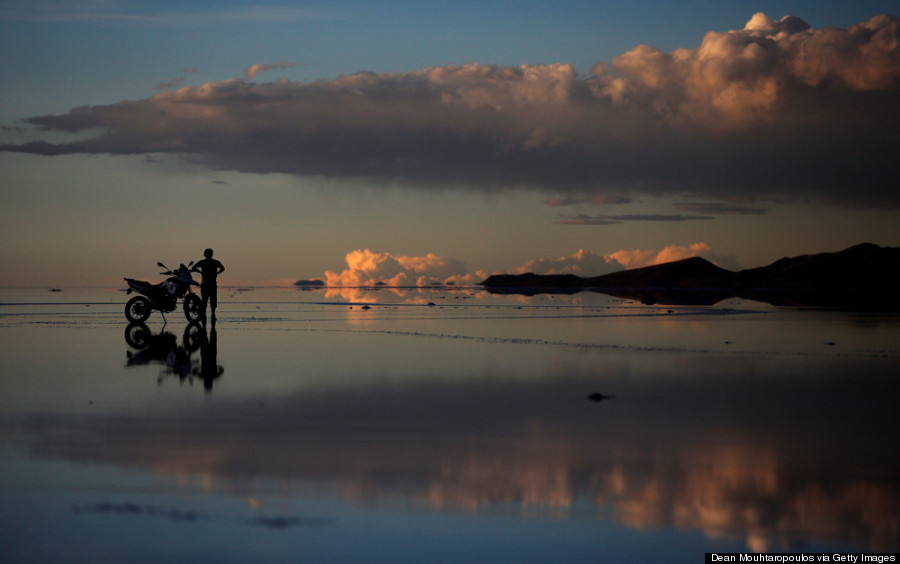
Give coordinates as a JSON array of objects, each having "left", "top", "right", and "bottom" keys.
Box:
[
  {"left": 196, "top": 320, "right": 223, "bottom": 391},
  {"left": 191, "top": 248, "right": 225, "bottom": 321}
]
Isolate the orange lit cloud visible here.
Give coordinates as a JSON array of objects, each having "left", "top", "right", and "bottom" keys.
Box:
[
  {"left": 320, "top": 243, "right": 735, "bottom": 284},
  {"left": 609, "top": 242, "right": 717, "bottom": 270},
  {"left": 511, "top": 243, "right": 737, "bottom": 276},
  {"left": 324, "top": 249, "right": 486, "bottom": 287},
  {"left": 243, "top": 61, "right": 297, "bottom": 79},
  {"left": 514, "top": 249, "right": 625, "bottom": 276}
]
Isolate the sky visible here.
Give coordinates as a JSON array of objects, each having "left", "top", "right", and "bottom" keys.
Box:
[{"left": 1, "top": 1, "right": 899, "bottom": 286}]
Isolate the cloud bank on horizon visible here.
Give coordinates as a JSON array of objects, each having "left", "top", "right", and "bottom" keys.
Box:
[
  {"left": 3, "top": 13, "right": 899, "bottom": 206},
  {"left": 321, "top": 243, "right": 727, "bottom": 287}
]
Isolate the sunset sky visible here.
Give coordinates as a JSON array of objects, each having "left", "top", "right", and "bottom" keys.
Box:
[{"left": 2, "top": 1, "right": 899, "bottom": 286}]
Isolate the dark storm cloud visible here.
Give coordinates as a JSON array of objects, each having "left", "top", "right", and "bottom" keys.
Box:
[
  {"left": 674, "top": 202, "right": 769, "bottom": 215},
  {"left": 2, "top": 13, "right": 899, "bottom": 206},
  {"left": 555, "top": 213, "right": 713, "bottom": 225},
  {"left": 544, "top": 195, "right": 633, "bottom": 206}
]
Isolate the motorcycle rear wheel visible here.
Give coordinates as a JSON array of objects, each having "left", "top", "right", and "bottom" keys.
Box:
[
  {"left": 125, "top": 296, "right": 152, "bottom": 323},
  {"left": 124, "top": 323, "right": 151, "bottom": 349},
  {"left": 183, "top": 294, "right": 203, "bottom": 322}
]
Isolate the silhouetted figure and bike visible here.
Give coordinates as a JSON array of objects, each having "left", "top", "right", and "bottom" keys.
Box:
[{"left": 122, "top": 249, "right": 224, "bottom": 324}]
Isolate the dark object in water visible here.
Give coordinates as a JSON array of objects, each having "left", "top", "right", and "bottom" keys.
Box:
[
  {"left": 294, "top": 279, "right": 325, "bottom": 287},
  {"left": 587, "top": 393, "right": 616, "bottom": 402}
]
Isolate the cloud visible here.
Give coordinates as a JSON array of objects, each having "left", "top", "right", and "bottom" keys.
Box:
[
  {"left": 514, "top": 249, "right": 625, "bottom": 276},
  {"left": 674, "top": 202, "right": 768, "bottom": 215},
  {"left": 3, "top": 14, "right": 899, "bottom": 206},
  {"left": 607, "top": 243, "right": 719, "bottom": 270},
  {"left": 321, "top": 244, "right": 732, "bottom": 287},
  {"left": 324, "top": 249, "right": 484, "bottom": 287},
  {"left": 544, "top": 195, "right": 632, "bottom": 206},
  {"left": 154, "top": 68, "right": 199, "bottom": 91},
  {"left": 153, "top": 77, "right": 186, "bottom": 90},
  {"left": 2, "top": 4, "right": 334, "bottom": 25},
  {"left": 511, "top": 242, "right": 737, "bottom": 275},
  {"left": 244, "top": 61, "right": 297, "bottom": 79},
  {"left": 317, "top": 242, "right": 737, "bottom": 285},
  {"left": 555, "top": 213, "right": 713, "bottom": 225}
]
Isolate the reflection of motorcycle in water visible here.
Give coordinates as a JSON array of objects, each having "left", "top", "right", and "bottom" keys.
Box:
[
  {"left": 125, "top": 322, "right": 200, "bottom": 379},
  {"left": 124, "top": 261, "right": 203, "bottom": 323},
  {"left": 125, "top": 322, "right": 222, "bottom": 391}
]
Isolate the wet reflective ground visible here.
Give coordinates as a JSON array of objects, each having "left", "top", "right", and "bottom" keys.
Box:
[{"left": 1, "top": 286, "right": 898, "bottom": 563}]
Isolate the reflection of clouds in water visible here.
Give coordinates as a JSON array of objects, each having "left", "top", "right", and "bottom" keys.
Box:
[
  {"left": 323, "top": 285, "right": 476, "bottom": 303},
  {"left": 599, "top": 447, "right": 900, "bottom": 553},
  {"left": 71, "top": 502, "right": 334, "bottom": 530},
  {"left": 243, "top": 516, "right": 334, "bottom": 530},
  {"left": 19, "top": 359, "right": 900, "bottom": 552},
  {"left": 73, "top": 502, "right": 206, "bottom": 523}
]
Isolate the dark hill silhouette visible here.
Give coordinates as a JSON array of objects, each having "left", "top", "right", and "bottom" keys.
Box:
[
  {"left": 474, "top": 272, "right": 583, "bottom": 295},
  {"left": 585, "top": 256, "right": 736, "bottom": 288},
  {"left": 480, "top": 243, "right": 900, "bottom": 308},
  {"left": 734, "top": 243, "right": 900, "bottom": 289}
]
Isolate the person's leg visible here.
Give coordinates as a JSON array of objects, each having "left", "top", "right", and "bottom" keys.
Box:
[
  {"left": 210, "top": 285, "right": 217, "bottom": 318},
  {"left": 200, "top": 285, "right": 211, "bottom": 319}
]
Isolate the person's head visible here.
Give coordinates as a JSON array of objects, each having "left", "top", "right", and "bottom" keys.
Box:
[{"left": 204, "top": 248, "right": 213, "bottom": 258}]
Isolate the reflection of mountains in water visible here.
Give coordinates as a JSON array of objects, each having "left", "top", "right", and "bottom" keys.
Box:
[{"left": 481, "top": 243, "right": 900, "bottom": 307}]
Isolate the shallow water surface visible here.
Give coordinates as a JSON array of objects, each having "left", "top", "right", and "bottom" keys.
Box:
[{"left": 1, "top": 286, "right": 898, "bottom": 563}]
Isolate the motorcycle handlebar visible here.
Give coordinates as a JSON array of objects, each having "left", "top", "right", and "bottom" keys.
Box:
[{"left": 157, "top": 260, "right": 195, "bottom": 276}]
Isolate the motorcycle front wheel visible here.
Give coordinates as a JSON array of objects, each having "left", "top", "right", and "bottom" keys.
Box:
[
  {"left": 125, "top": 296, "right": 152, "bottom": 323},
  {"left": 183, "top": 322, "right": 203, "bottom": 352},
  {"left": 183, "top": 294, "right": 203, "bottom": 322}
]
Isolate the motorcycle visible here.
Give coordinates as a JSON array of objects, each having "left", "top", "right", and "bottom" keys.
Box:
[{"left": 124, "top": 262, "right": 204, "bottom": 323}]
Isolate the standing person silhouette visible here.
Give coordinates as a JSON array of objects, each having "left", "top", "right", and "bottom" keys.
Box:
[{"left": 191, "top": 248, "right": 225, "bottom": 321}]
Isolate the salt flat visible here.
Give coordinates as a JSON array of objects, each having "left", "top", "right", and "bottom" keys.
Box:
[{"left": 1, "top": 286, "right": 898, "bottom": 563}]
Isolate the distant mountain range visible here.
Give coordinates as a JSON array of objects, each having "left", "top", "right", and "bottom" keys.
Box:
[{"left": 480, "top": 243, "right": 900, "bottom": 307}]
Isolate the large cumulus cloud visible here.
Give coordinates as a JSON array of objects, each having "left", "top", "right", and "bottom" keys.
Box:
[
  {"left": 324, "top": 249, "right": 484, "bottom": 287},
  {"left": 3, "top": 13, "right": 899, "bottom": 205}
]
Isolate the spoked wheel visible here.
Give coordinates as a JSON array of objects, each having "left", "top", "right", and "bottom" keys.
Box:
[
  {"left": 183, "top": 322, "right": 204, "bottom": 352},
  {"left": 183, "top": 294, "right": 203, "bottom": 322},
  {"left": 125, "top": 296, "right": 152, "bottom": 323},
  {"left": 124, "top": 323, "right": 151, "bottom": 349}
]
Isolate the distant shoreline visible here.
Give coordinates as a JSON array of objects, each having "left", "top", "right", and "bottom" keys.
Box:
[{"left": 480, "top": 243, "right": 900, "bottom": 308}]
